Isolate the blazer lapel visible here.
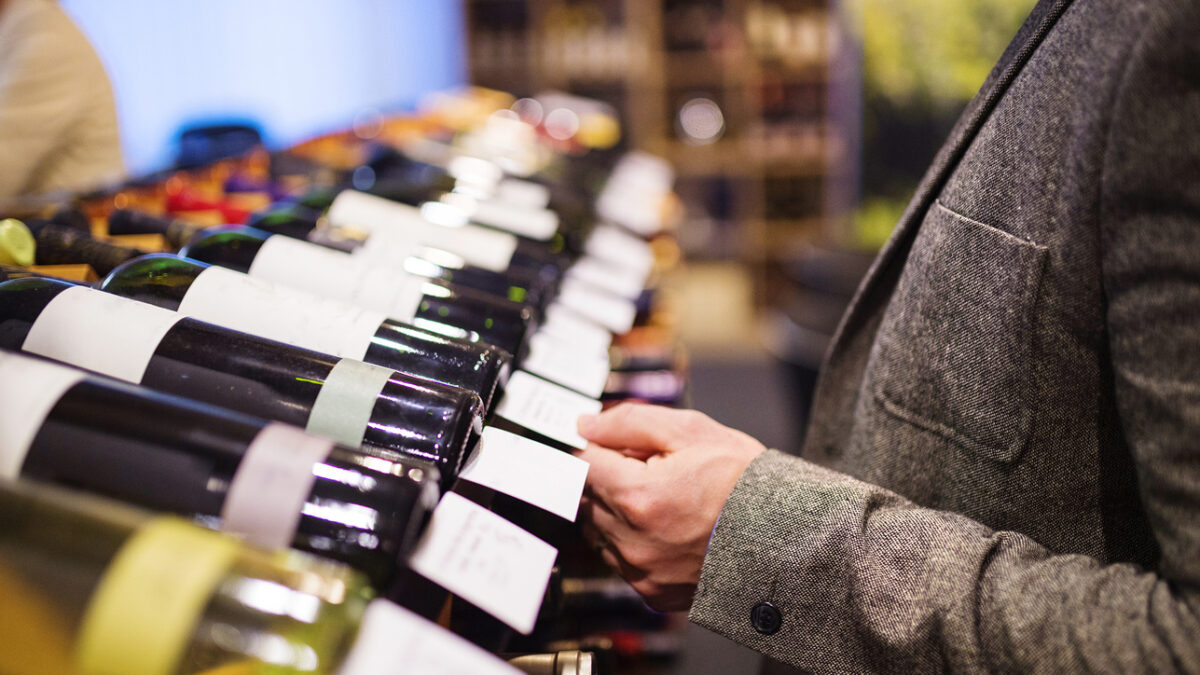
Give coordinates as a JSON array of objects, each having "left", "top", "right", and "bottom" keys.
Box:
[{"left": 825, "top": 0, "right": 1076, "bottom": 353}]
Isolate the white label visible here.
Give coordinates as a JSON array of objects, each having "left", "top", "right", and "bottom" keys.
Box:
[
  {"left": 220, "top": 423, "right": 333, "bottom": 550},
  {"left": 495, "top": 371, "right": 602, "bottom": 450},
  {"left": 22, "top": 286, "right": 182, "bottom": 384},
  {"left": 584, "top": 223, "right": 655, "bottom": 278},
  {"left": 332, "top": 191, "right": 520, "bottom": 272},
  {"left": 0, "top": 353, "right": 85, "bottom": 478},
  {"left": 463, "top": 195, "right": 559, "bottom": 241},
  {"left": 459, "top": 427, "right": 589, "bottom": 522},
  {"left": 553, "top": 277, "right": 638, "bottom": 335},
  {"left": 566, "top": 256, "right": 649, "bottom": 301},
  {"left": 305, "top": 359, "right": 396, "bottom": 447},
  {"left": 178, "top": 266, "right": 386, "bottom": 361},
  {"left": 496, "top": 178, "right": 551, "bottom": 209},
  {"left": 337, "top": 600, "right": 521, "bottom": 675},
  {"left": 520, "top": 332, "right": 611, "bottom": 399},
  {"left": 248, "top": 235, "right": 427, "bottom": 322},
  {"left": 409, "top": 492, "right": 557, "bottom": 634},
  {"left": 539, "top": 305, "right": 613, "bottom": 354}
]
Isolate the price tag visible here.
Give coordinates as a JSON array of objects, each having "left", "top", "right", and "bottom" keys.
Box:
[
  {"left": 519, "top": 333, "right": 611, "bottom": 399},
  {"left": 495, "top": 371, "right": 602, "bottom": 450},
  {"left": 408, "top": 493, "right": 557, "bottom": 634},
  {"left": 337, "top": 600, "right": 521, "bottom": 675},
  {"left": 459, "top": 427, "right": 589, "bottom": 521},
  {"left": 552, "top": 277, "right": 638, "bottom": 335}
]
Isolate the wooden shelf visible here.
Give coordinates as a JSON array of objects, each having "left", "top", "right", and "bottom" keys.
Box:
[{"left": 463, "top": 0, "right": 856, "bottom": 304}]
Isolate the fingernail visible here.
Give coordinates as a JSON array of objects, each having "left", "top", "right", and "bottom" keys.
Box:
[{"left": 577, "top": 413, "right": 597, "bottom": 435}]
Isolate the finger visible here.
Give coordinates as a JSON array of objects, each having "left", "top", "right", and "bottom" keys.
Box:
[
  {"left": 575, "top": 443, "right": 644, "bottom": 503},
  {"left": 576, "top": 402, "right": 687, "bottom": 453}
]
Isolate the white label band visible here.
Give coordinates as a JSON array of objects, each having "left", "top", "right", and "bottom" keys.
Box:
[
  {"left": 0, "top": 353, "right": 85, "bottom": 478},
  {"left": 220, "top": 423, "right": 333, "bottom": 550},
  {"left": 409, "top": 492, "right": 557, "bottom": 634},
  {"left": 539, "top": 305, "right": 613, "bottom": 354},
  {"left": 178, "top": 266, "right": 386, "bottom": 361},
  {"left": 494, "top": 371, "right": 602, "bottom": 450},
  {"left": 248, "top": 235, "right": 426, "bottom": 322},
  {"left": 519, "top": 334, "right": 611, "bottom": 399},
  {"left": 22, "top": 286, "right": 182, "bottom": 384},
  {"left": 552, "top": 277, "right": 638, "bottom": 335},
  {"left": 336, "top": 599, "right": 521, "bottom": 675},
  {"left": 331, "top": 191, "right": 519, "bottom": 273},
  {"left": 459, "top": 427, "right": 589, "bottom": 522},
  {"left": 305, "top": 359, "right": 395, "bottom": 447}
]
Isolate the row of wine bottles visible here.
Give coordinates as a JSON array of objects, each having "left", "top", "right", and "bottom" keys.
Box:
[{"left": 2, "top": 93, "right": 680, "bottom": 675}]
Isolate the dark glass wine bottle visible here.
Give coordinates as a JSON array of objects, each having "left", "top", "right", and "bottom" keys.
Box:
[
  {"left": 107, "top": 208, "right": 205, "bottom": 248},
  {"left": 180, "top": 225, "right": 537, "bottom": 357},
  {"left": 0, "top": 276, "right": 482, "bottom": 483},
  {"left": 326, "top": 188, "right": 569, "bottom": 282},
  {"left": 0, "top": 480, "right": 371, "bottom": 675},
  {"left": 25, "top": 221, "right": 147, "bottom": 275},
  {"left": 0, "top": 350, "right": 438, "bottom": 588},
  {"left": 249, "top": 203, "right": 556, "bottom": 308}
]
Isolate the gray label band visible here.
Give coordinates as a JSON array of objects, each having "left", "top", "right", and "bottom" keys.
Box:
[{"left": 305, "top": 359, "right": 396, "bottom": 447}]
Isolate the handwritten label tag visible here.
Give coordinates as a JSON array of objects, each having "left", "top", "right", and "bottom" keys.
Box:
[
  {"left": 520, "top": 333, "right": 611, "bottom": 399},
  {"left": 553, "top": 277, "right": 638, "bottom": 335},
  {"left": 459, "top": 427, "right": 588, "bottom": 521},
  {"left": 408, "top": 492, "right": 557, "bottom": 634},
  {"left": 495, "top": 371, "right": 602, "bottom": 450},
  {"left": 337, "top": 599, "right": 520, "bottom": 675}
]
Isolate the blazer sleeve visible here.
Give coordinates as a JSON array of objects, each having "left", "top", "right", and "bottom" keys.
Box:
[{"left": 690, "top": 4, "right": 1200, "bottom": 672}]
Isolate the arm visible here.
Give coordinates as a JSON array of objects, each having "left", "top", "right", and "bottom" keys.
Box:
[{"left": 582, "top": 4, "right": 1200, "bottom": 671}]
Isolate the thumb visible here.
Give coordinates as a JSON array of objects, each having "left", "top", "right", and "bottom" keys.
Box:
[
  {"left": 577, "top": 402, "right": 681, "bottom": 453},
  {"left": 575, "top": 442, "right": 644, "bottom": 502}
]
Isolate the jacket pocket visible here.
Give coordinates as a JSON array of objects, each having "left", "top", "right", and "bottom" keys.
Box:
[{"left": 871, "top": 202, "right": 1049, "bottom": 463}]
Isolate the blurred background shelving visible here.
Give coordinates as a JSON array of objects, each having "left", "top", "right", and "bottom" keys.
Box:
[{"left": 466, "top": 0, "right": 858, "bottom": 312}]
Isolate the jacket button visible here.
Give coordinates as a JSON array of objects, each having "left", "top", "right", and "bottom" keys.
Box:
[{"left": 750, "top": 601, "right": 782, "bottom": 635}]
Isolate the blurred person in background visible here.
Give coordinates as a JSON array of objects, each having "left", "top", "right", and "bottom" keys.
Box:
[
  {"left": 577, "top": 0, "right": 1200, "bottom": 671},
  {"left": 0, "top": 0, "right": 123, "bottom": 202}
]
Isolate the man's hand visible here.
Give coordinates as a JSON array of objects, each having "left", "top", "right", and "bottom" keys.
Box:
[{"left": 575, "top": 402, "right": 766, "bottom": 612}]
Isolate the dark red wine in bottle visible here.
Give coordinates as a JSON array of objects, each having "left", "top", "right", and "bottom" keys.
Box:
[
  {"left": 0, "top": 349, "right": 438, "bottom": 588},
  {"left": 0, "top": 276, "right": 481, "bottom": 483},
  {"left": 179, "top": 226, "right": 537, "bottom": 359}
]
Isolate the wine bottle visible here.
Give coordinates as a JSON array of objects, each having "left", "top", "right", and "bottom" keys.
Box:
[
  {"left": 249, "top": 203, "right": 556, "bottom": 308},
  {"left": 107, "top": 208, "right": 205, "bottom": 248},
  {"left": 26, "top": 221, "right": 147, "bottom": 275},
  {"left": 180, "top": 225, "right": 537, "bottom": 357},
  {"left": 121, "top": 203, "right": 558, "bottom": 313},
  {"left": 0, "top": 277, "right": 482, "bottom": 482},
  {"left": 327, "top": 189, "right": 568, "bottom": 280},
  {"left": 44, "top": 223, "right": 513, "bottom": 410},
  {"left": 0, "top": 479, "right": 370, "bottom": 675},
  {"left": 0, "top": 350, "right": 439, "bottom": 587},
  {"left": 91, "top": 252, "right": 510, "bottom": 411}
]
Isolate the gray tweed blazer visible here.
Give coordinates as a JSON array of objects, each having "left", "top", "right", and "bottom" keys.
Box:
[{"left": 690, "top": 0, "right": 1200, "bottom": 671}]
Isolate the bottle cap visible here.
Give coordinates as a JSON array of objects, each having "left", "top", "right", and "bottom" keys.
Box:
[{"left": 0, "top": 218, "right": 35, "bottom": 266}]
